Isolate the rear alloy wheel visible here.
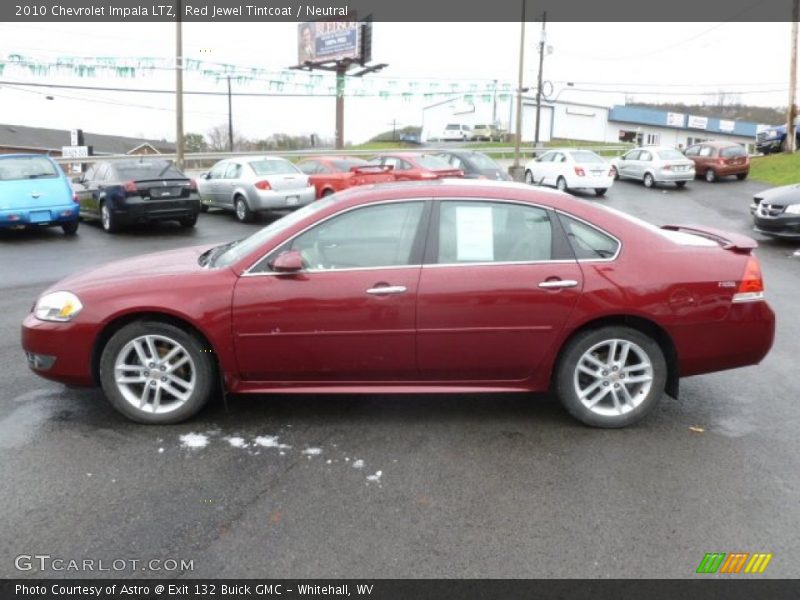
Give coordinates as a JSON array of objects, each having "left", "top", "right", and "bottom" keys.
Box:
[
  {"left": 234, "top": 196, "right": 254, "bottom": 223},
  {"left": 556, "top": 176, "right": 568, "bottom": 192},
  {"left": 594, "top": 188, "right": 607, "bottom": 197},
  {"left": 736, "top": 172, "right": 748, "bottom": 181},
  {"left": 99, "top": 321, "right": 215, "bottom": 424},
  {"left": 61, "top": 220, "right": 79, "bottom": 235},
  {"left": 675, "top": 181, "right": 687, "bottom": 189},
  {"left": 524, "top": 170, "right": 535, "bottom": 185},
  {"left": 100, "top": 201, "right": 119, "bottom": 233},
  {"left": 643, "top": 172, "right": 655, "bottom": 188},
  {"left": 555, "top": 326, "right": 667, "bottom": 428},
  {"left": 705, "top": 169, "right": 717, "bottom": 183}
]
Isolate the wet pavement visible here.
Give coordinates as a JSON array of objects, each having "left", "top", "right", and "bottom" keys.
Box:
[{"left": 1, "top": 179, "right": 798, "bottom": 579}]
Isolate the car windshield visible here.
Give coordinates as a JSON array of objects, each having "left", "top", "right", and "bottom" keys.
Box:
[
  {"left": 570, "top": 151, "right": 604, "bottom": 164},
  {"left": 657, "top": 149, "right": 685, "bottom": 160},
  {"left": 720, "top": 146, "right": 746, "bottom": 158},
  {"left": 115, "top": 160, "right": 185, "bottom": 180},
  {"left": 212, "top": 195, "right": 339, "bottom": 268},
  {"left": 248, "top": 159, "right": 300, "bottom": 175},
  {"left": 416, "top": 155, "right": 452, "bottom": 170},
  {"left": 0, "top": 156, "right": 59, "bottom": 181},
  {"left": 467, "top": 153, "right": 500, "bottom": 170},
  {"left": 332, "top": 159, "right": 368, "bottom": 171}
]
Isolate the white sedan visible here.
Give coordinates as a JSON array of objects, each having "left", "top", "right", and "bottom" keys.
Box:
[{"left": 524, "top": 149, "right": 615, "bottom": 196}]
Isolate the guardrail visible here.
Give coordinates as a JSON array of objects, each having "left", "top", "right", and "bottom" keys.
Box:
[{"left": 52, "top": 144, "right": 634, "bottom": 167}]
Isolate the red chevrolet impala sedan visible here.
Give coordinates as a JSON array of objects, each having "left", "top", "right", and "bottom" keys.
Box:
[{"left": 22, "top": 180, "right": 775, "bottom": 428}]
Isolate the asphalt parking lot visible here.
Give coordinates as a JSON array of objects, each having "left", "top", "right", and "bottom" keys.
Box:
[{"left": 1, "top": 178, "right": 798, "bottom": 579}]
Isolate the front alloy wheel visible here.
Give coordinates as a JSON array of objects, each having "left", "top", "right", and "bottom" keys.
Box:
[
  {"left": 100, "top": 321, "right": 215, "bottom": 423},
  {"left": 555, "top": 326, "right": 666, "bottom": 428}
]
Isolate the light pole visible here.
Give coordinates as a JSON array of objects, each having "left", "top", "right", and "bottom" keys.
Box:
[
  {"left": 175, "top": 0, "right": 184, "bottom": 169},
  {"left": 509, "top": 0, "right": 527, "bottom": 181},
  {"left": 533, "top": 12, "right": 547, "bottom": 149}
]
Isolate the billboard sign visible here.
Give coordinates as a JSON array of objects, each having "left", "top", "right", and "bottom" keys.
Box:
[
  {"left": 298, "top": 21, "right": 362, "bottom": 64},
  {"left": 688, "top": 115, "right": 709, "bottom": 129},
  {"left": 666, "top": 112, "right": 685, "bottom": 127}
]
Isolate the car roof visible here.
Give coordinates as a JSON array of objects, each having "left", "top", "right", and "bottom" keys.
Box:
[
  {"left": 301, "top": 156, "right": 364, "bottom": 162},
  {"left": 694, "top": 140, "right": 740, "bottom": 147},
  {"left": 0, "top": 153, "right": 56, "bottom": 159}
]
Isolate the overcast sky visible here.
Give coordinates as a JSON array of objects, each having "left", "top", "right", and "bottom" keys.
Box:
[{"left": 0, "top": 21, "right": 795, "bottom": 143}]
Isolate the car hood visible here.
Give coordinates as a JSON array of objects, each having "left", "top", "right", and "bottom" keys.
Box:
[
  {"left": 755, "top": 183, "right": 800, "bottom": 205},
  {"left": 46, "top": 243, "right": 217, "bottom": 294}
]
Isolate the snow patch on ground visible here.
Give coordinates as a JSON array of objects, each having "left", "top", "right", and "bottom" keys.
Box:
[
  {"left": 179, "top": 433, "right": 209, "bottom": 449},
  {"left": 225, "top": 436, "right": 248, "bottom": 448},
  {"left": 302, "top": 447, "right": 323, "bottom": 456},
  {"left": 366, "top": 470, "right": 382, "bottom": 484},
  {"left": 253, "top": 435, "right": 291, "bottom": 449},
  {"left": 352, "top": 459, "right": 365, "bottom": 469}
]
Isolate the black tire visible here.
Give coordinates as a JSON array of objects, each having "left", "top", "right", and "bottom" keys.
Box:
[
  {"left": 705, "top": 169, "right": 717, "bottom": 183},
  {"left": 736, "top": 172, "right": 748, "bottom": 181},
  {"left": 199, "top": 203, "right": 209, "bottom": 213},
  {"left": 61, "top": 220, "right": 79, "bottom": 235},
  {"left": 594, "top": 188, "right": 607, "bottom": 197},
  {"left": 234, "top": 195, "right": 254, "bottom": 223},
  {"left": 100, "top": 201, "right": 119, "bottom": 233},
  {"left": 321, "top": 189, "right": 335, "bottom": 197},
  {"left": 643, "top": 172, "right": 655, "bottom": 188},
  {"left": 99, "top": 320, "right": 215, "bottom": 424},
  {"left": 554, "top": 325, "right": 667, "bottom": 428},
  {"left": 675, "top": 181, "right": 687, "bottom": 189},
  {"left": 179, "top": 214, "right": 198, "bottom": 228},
  {"left": 524, "top": 170, "right": 535, "bottom": 185},
  {"left": 556, "top": 176, "right": 568, "bottom": 192}
]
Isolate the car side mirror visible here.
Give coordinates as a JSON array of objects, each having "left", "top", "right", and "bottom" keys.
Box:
[
  {"left": 270, "top": 249, "right": 304, "bottom": 273},
  {"left": 202, "top": 172, "right": 211, "bottom": 179}
]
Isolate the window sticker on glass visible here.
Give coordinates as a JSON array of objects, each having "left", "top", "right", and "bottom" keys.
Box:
[{"left": 456, "top": 206, "right": 494, "bottom": 261}]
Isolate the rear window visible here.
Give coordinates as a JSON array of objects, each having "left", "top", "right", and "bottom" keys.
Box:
[
  {"left": 559, "top": 215, "right": 620, "bottom": 259},
  {"left": 657, "top": 149, "right": 685, "bottom": 160},
  {"left": 473, "top": 124, "right": 487, "bottom": 129},
  {"left": 416, "top": 155, "right": 452, "bottom": 170},
  {"left": 467, "top": 152, "right": 501, "bottom": 169},
  {"left": 570, "top": 151, "right": 604, "bottom": 164},
  {"left": 0, "top": 156, "right": 59, "bottom": 181},
  {"left": 332, "top": 159, "right": 368, "bottom": 171},
  {"left": 445, "top": 124, "right": 460, "bottom": 130},
  {"left": 720, "top": 146, "right": 746, "bottom": 158},
  {"left": 114, "top": 161, "right": 185, "bottom": 180},
  {"left": 248, "top": 159, "right": 300, "bottom": 175}
]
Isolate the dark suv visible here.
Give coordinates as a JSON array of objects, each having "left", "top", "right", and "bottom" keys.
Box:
[{"left": 73, "top": 159, "right": 200, "bottom": 233}]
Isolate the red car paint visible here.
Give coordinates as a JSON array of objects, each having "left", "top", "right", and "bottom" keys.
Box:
[
  {"left": 297, "top": 156, "right": 396, "bottom": 199},
  {"left": 22, "top": 181, "right": 774, "bottom": 398},
  {"left": 371, "top": 153, "right": 464, "bottom": 181}
]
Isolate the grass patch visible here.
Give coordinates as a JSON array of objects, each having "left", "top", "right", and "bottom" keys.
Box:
[{"left": 749, "top": 153, "right": 800, "bottom": 186}]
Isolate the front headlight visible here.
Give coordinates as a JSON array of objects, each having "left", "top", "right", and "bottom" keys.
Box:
[
  {"left": 785, "top": 204, "right": 800, "bottom": 215},
  {"left": 34, "top": 291, "right": 83, "bottom": 322}
]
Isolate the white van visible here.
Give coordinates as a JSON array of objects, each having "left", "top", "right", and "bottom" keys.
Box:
[{"left": 440, "top": 124, "right": 472, "bottom": 141}]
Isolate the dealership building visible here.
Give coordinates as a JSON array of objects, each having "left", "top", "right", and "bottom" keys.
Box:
[{"left": 421, "top": 95, "right": 763, "bottom": 152}]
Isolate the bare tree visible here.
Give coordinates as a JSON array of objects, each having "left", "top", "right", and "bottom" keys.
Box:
[{"left": 206, "top": 124, "right": 249, "bottom": 152}]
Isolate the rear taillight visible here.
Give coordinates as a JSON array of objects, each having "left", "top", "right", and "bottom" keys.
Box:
[
  {"left": 254, "top": 180, "right": 272, "bottom": 190},
  {"left": 574, "top": 167, "right": 585, "bottom": 176},
  {"left": 187, "top": 179, "right": 198, "bottom": 192},
  {"left": 608, "top": 168, "right": 614, "bottom": 176},
  {"left": 662, "top": 165, "right": 672, "bottom": 171},
  {"left": 733, "top": 256, "right": 765, "bottom": 303},
  {"left": 72, "top": 192, "right": 79, "bottom": 203},
  {"left": 419, "top": 172, "right": 438, "bottom": 179},
  {"left": 123, "top": 181, "right": 137, "bottom": 193}
]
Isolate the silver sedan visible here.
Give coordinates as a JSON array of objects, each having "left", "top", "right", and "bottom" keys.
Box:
[
  {"left": 197, "top": 157, "right": 316, "bottom": 222},
  {"left": 611, "top": 146, "right": 695, "bottom": 189}
]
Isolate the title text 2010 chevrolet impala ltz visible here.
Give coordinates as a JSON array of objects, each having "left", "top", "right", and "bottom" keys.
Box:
[{"left": 21, "top": 180, "right": 775, "bottom": 428}]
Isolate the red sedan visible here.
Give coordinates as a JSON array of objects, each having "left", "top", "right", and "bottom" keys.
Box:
[
  {"left": 22, "top": 180, "right": 774, "bottom": 428},
  {"left": 371, "top": 152, "right": 464, "bottom": 180},
  {"left": 297, "top": 156, "right": 396, "bottom": 199}
]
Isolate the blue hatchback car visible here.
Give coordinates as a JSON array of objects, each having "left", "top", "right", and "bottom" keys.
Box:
[{"left": 0, "top": 154, "right": 79, "bottom": 235}]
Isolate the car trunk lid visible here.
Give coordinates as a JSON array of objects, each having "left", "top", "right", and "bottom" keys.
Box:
[{"left": 1, "top": 177, "right": 72, "bottom": 210}]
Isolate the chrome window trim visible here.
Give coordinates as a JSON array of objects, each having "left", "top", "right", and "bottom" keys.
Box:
[
  {"left": 554, "top": 210, "right": 623, "bottom": 263},
  {"left": 423, "top": 259, "right": 577, "bottom": 269},
  {"left": 241, "top": 264, "right": 422, "bottom": 278},
  {"left": 242, "top": 198, "right": 428, "bottom": 275}
]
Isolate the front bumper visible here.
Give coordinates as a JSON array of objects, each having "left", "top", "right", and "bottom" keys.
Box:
[
  {"left": 756, "top": 140, "right": 782, "bottom": 153},
  {"left": 753, "top": 213, "right": 800, "bottom": 238},
  {"left": 21, "top": 313, "right": 96, "bottom": 387},
  {"left": 250, "top": 186, "right": 317, "bottom": 211},
  {"left": 0, "top": 204, "right": 79, "bottom": 229}
]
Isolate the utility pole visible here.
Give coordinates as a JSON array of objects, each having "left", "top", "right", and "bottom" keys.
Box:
[
  {"left": 492, "top": 79, "right": 498, "bottom": 127},
  {"left": 534, "top": 12, "right": 547, "bottom": 149},
  {"left": 335, "top": 63, "right": 346, "bottom": 149},
  {"left": 175, "top": 0, "right": 184, "bottom": 169},
  {"left": 787, "top": 0, "right": 799, "bottom": 153},
  {"left": 227, "top": 76, "right": 234, "bottom": 152},
  {"left": 510, "top": 0, "right": 527, "bottom": 181}
]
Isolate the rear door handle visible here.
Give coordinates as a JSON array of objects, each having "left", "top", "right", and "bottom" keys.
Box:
[
  {"left": 538, "top": 279, "right": 579, "bottom": 289},
  {"left": 366, "top": 285, "right": 407, "bottom": 296}
]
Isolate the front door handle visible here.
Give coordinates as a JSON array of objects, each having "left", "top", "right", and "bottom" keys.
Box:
[
  {"left": 538, "top": 279, "right": 579, "bottom": 289},
  {"left": 366, "top": 285, "right": 407, "bottom": 296}
]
